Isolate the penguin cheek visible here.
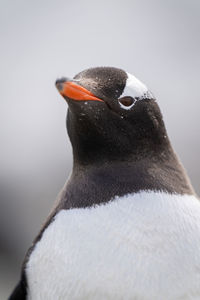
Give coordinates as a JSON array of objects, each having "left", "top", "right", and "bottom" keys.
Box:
[{"left": 67, "top": 99, "right": 105, "bottom": 121}]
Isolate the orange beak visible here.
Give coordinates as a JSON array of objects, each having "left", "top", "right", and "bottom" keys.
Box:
[{"left": 56, "top": 80, "right": 103, "bottom": 102}]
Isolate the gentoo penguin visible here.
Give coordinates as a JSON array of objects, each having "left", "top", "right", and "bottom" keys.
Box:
[{"left": 9, "top": 67, "right": 200, "bottom": 300}]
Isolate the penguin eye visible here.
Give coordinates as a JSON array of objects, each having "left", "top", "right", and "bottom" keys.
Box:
[{"left": 118, "top": 96, "right": 135, "bottom": 107}]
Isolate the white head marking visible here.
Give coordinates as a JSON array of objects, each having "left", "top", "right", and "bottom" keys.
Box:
[{"left": 119, "top": 72, "right": 153, "bottom": 110}]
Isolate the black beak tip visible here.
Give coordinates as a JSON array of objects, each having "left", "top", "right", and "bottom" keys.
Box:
[
  {"left": 55, "top": 77, "right": 70, "bottom": 85},
  {"left": 55, "top": 77, "right": 69, "bottom": 91}
]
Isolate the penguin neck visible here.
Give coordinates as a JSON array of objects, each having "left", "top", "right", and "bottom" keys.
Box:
[
  {"left": 72, "top": 137, "right": 172, "bottom": 169},
  {"left": 72, "top": 140, "right": 172, "bottom": 169},
  {"left": 59, "top": 150, "right": 193, "bottom": 210},
  {"left": 63, "top": 103, "right": 194, "bottom": 210},
  {"left": 61, "top": 143, "right": 194, "bottom": 211}
]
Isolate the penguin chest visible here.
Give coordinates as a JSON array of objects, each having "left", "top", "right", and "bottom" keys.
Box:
[{"left": 26, "top": 192, "right": 200, "bottom": 300}]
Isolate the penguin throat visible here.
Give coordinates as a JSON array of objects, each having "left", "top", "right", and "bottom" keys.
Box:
[{"left": 67, "top": 114, "right": 170, "bottom": 168}]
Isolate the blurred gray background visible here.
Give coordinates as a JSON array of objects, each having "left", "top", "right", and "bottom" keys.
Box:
[{"left": 1, "top": 0, "right": 200, "bottom": 298}]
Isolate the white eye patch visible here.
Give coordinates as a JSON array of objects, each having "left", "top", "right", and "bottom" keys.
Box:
[{"left": 119, "top": 72, "right": 153, "bottom": 110}]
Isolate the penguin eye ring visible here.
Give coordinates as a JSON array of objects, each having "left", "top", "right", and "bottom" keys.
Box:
[{"left": 118, "top": 96, "right": 135, "bottom": 109}]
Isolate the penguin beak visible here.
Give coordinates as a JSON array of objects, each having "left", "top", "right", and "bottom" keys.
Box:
[{"left": 55, "top": 78, "right": 103, "bottom": 102}]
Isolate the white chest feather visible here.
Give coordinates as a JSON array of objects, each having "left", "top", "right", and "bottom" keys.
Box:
[{"left": 26, "top": 191, "right": 200, "bottom": 300}]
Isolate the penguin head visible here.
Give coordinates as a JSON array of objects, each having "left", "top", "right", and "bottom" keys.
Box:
[
  {"left": 55, "top": 67, "right": 169, "bottom": 165},
  {"left": 56, "top": 67, "right": 154, "bottom": 113}
]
